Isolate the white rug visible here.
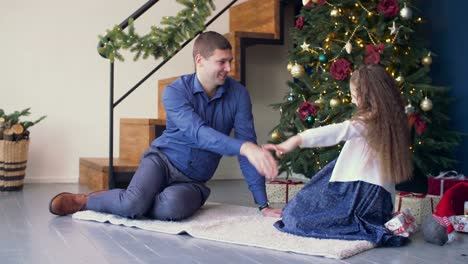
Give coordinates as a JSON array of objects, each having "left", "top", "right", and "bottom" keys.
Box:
[{"left": 72, "top": 203, "right": 374, "bottom": 259}]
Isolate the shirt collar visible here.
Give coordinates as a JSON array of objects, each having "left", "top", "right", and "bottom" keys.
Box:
[{"left": 193, "top": 74, "right": 227, "bottom": 100}]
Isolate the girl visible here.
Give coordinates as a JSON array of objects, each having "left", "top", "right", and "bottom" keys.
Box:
[{"left": 264, "top": 64, "right": 413, "bottom": 246}]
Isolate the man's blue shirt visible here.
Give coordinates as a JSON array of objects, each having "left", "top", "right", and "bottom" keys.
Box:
[{"left": 152, "top": 73, "right": 267, "bottom": 205}]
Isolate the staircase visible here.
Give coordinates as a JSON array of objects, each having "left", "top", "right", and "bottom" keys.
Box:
[{"left": 79, "top": 0, "right": 284, "bottom": 191}]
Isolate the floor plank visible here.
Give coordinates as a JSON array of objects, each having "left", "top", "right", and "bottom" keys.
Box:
[{"left": 0, "top": 182, "right": 467, "bottom": 264}]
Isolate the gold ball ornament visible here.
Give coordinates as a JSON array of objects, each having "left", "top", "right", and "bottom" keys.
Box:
[
  {"left": 330, "top": 98, "right": 341, "bottom": 108},
  {"left": 314, "top": 97, "right": 325, "bottom": 109},
  {"left": 420, "top": 97, "right": 433, "bottom": 112},
  {"left": 271, "top": 130, "right": 281, "bottom": 141},
  {"left": 290, "top": 62, "right": 305, "bottom": 78},
  {"left": 422, "top": 54, "right": 433, "bottom": 66},
  {"left": 287, "top": 62, "right": 293, "bottom": 72},
  {"left": 342, "top": 97, "right": 351, "bottom": 104}
]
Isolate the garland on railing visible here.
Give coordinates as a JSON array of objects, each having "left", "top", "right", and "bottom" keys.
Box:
[{"left": 98, "top": 0, "right": 216, "bottom": 62}]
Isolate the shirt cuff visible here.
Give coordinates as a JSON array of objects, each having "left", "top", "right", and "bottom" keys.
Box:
[{"left": 250, "top": 185, "right": 268, "bottom": 205}]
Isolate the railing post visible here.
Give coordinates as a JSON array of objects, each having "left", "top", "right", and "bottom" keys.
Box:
[{"left": 109, "top": 62, "right": 115, "bottom": 189}]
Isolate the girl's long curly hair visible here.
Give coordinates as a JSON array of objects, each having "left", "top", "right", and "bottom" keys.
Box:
[{"left": 350, "top": 64, "right": 413, "bottom": 184}]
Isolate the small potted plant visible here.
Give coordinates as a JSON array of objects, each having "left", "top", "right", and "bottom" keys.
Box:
[{"left": 0, "top": 108, "right": 46, "bottom": 191}]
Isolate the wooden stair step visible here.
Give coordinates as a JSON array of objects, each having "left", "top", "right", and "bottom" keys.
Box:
[
  {"left": 229, "top": 0, "right": 280, "bottom": 39},
  {"left": 80, "top": 118, "right": 166, "bottom": 191},
  {"left": 157, "top": 77, "right": 179, "bottom": 120},
  {"left": 120, "top": 118, "right": 166, "bottom": 163},
  {"left": 79, "top": 157, "right": 139, "bottom": 191}
]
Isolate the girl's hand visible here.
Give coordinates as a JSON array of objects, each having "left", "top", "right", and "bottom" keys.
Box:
[
  {"left": 261, "top": 207, "right": 282, "bottom": 218},
  {"left": 263, "top": 135, "right": 302, "bottom": 158}
]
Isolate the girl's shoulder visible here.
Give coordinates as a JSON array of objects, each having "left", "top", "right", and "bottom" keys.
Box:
[{"left": 345, "top": 119, "right": 367, "bottom": 135}]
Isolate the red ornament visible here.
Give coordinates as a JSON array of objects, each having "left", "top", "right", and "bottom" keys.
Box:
[
  {"left": 330, "top": 58, "right": 351, "bottom": 80},
  {"left": 295, "top": 16, "right": 305, "bottom": 29},
  {"left": 365, "top": 44, "right": 385, "bottom": 65},
  {"left": 298, "top": 101, "right": 318, "bottom": 121},
  {"left": 408, "top": 113, "right": 427, "bottom": 135},
  {"left": 377, "top": 0, "right": 400, "bottom": 18}
]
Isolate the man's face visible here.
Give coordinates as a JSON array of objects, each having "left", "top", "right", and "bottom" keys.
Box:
[{"left": 196, "top": 49, "right": 233, "bottom": 86}]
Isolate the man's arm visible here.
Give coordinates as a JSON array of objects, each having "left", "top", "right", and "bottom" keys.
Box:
[{"left": 233, "top": 85, "right": 278, "bottom": 209}]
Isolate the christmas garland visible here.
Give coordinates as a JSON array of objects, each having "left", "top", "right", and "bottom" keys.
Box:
[{"left": 98, "top": 0, "right": 216, "bottom": 62}]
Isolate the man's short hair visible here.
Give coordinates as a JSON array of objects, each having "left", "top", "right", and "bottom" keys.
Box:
[{"left": 193, "top": 31, "right": 232, "bottom": 61}]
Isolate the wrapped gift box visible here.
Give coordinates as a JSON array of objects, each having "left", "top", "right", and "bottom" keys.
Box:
[
  {"left": 385, "top": 209, "right": 417, "bottom": 237},
  {"left": 451, "top": 215, "right": 468, "bottom": 233},
  {"left": 394, "top": 192, "right": 441, "bottom": 225},
  {"left": 428, "top": 176, "right": 468, "bottom": 196},
  {"left": 266, "top": 179, "right": 304, "bottom": 203}
]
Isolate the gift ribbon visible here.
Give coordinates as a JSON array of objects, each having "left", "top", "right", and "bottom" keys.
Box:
[
  {"left": 270, "top": 180, "right": 303, "bottom": 203},
  {"left": 396, "top": 192, "right": 435, "bottom": 213}
]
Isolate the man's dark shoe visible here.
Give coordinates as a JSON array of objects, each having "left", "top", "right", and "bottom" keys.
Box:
[{"left": 49, "top": 192, "right": 88, "bottom": 216}]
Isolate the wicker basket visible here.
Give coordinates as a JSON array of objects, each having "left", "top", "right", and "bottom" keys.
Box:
[{"left": 0, "top": 139, "right": 29, "bottom": 191}]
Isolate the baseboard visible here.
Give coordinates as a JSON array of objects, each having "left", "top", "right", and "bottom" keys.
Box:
[{"left": 24, "top": 177, "right": 78, "bottom": 183}]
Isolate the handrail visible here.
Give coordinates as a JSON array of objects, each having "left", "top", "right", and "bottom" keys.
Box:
[
  {"left": 105, "top": 0, "right": 238, "bottom": 189},
  {"left": 113, "top": 0, "right": 239, "bottom": 107},
  {"left": 98, "top": 0, "right": 160, "bottom": 59}
]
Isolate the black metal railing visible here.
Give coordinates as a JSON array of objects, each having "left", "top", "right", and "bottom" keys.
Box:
[{"left": 100, "top": 0, "right": 239, "bottom": 189}]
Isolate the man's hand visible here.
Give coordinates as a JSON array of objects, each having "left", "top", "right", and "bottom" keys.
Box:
[
  {"left": 261, "top": 207, "right": 282, "bottom": 218},
  {"left": 240, "top": 142, "right": 278, "bottom": 180}
]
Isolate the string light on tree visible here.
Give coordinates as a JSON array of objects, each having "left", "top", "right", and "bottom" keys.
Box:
[
  {"left": 395, "top": 75, "right": 405, "bottom": 84},
  {"left": 330, "top": 8, "right": 339, "bottom": 17}
]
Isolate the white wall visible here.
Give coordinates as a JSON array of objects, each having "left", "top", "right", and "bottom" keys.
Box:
[{"left": 0, "top": 0, "right": 292, "bottom": 183}]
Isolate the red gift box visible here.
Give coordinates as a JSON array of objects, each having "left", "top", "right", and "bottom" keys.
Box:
[{"left": 427, "top": 171, "right": 467, "bottom": 196}]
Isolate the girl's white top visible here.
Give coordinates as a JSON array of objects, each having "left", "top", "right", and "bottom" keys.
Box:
[{"left": 299, "top": 120, "right": 395, "bottom": 196}]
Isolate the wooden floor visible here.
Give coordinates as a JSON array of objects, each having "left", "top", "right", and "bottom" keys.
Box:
[{"left": 0, "top": 181, "right": 467, "bottom": 264}]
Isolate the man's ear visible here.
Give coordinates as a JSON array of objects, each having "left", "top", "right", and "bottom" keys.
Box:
[{"left": 194, "top": 54, "right": 203, "bottom": 67}]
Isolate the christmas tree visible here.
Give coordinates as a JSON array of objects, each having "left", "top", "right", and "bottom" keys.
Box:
[{"left": 270, "top": 0, "right": 461, "bottom": 179}]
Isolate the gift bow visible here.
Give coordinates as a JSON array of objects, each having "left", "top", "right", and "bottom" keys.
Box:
[{"left": 269, "top": 180, "right": 304, "bottom": 203}]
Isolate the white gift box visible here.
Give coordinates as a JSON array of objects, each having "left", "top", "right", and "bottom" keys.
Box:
[
  {"left": 385, "top": 208, "right": 417, "bottom": 237},
  {"left": 394, "top": 192, "right": 441, "bottom": 225},
  {"left": 266, "top": 180, "right": 304, "bottom": 203}
]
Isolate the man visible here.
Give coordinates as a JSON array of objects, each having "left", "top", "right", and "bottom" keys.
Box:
[{"left": 49, "top": 31, "right": 281, "bottom": 220}]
